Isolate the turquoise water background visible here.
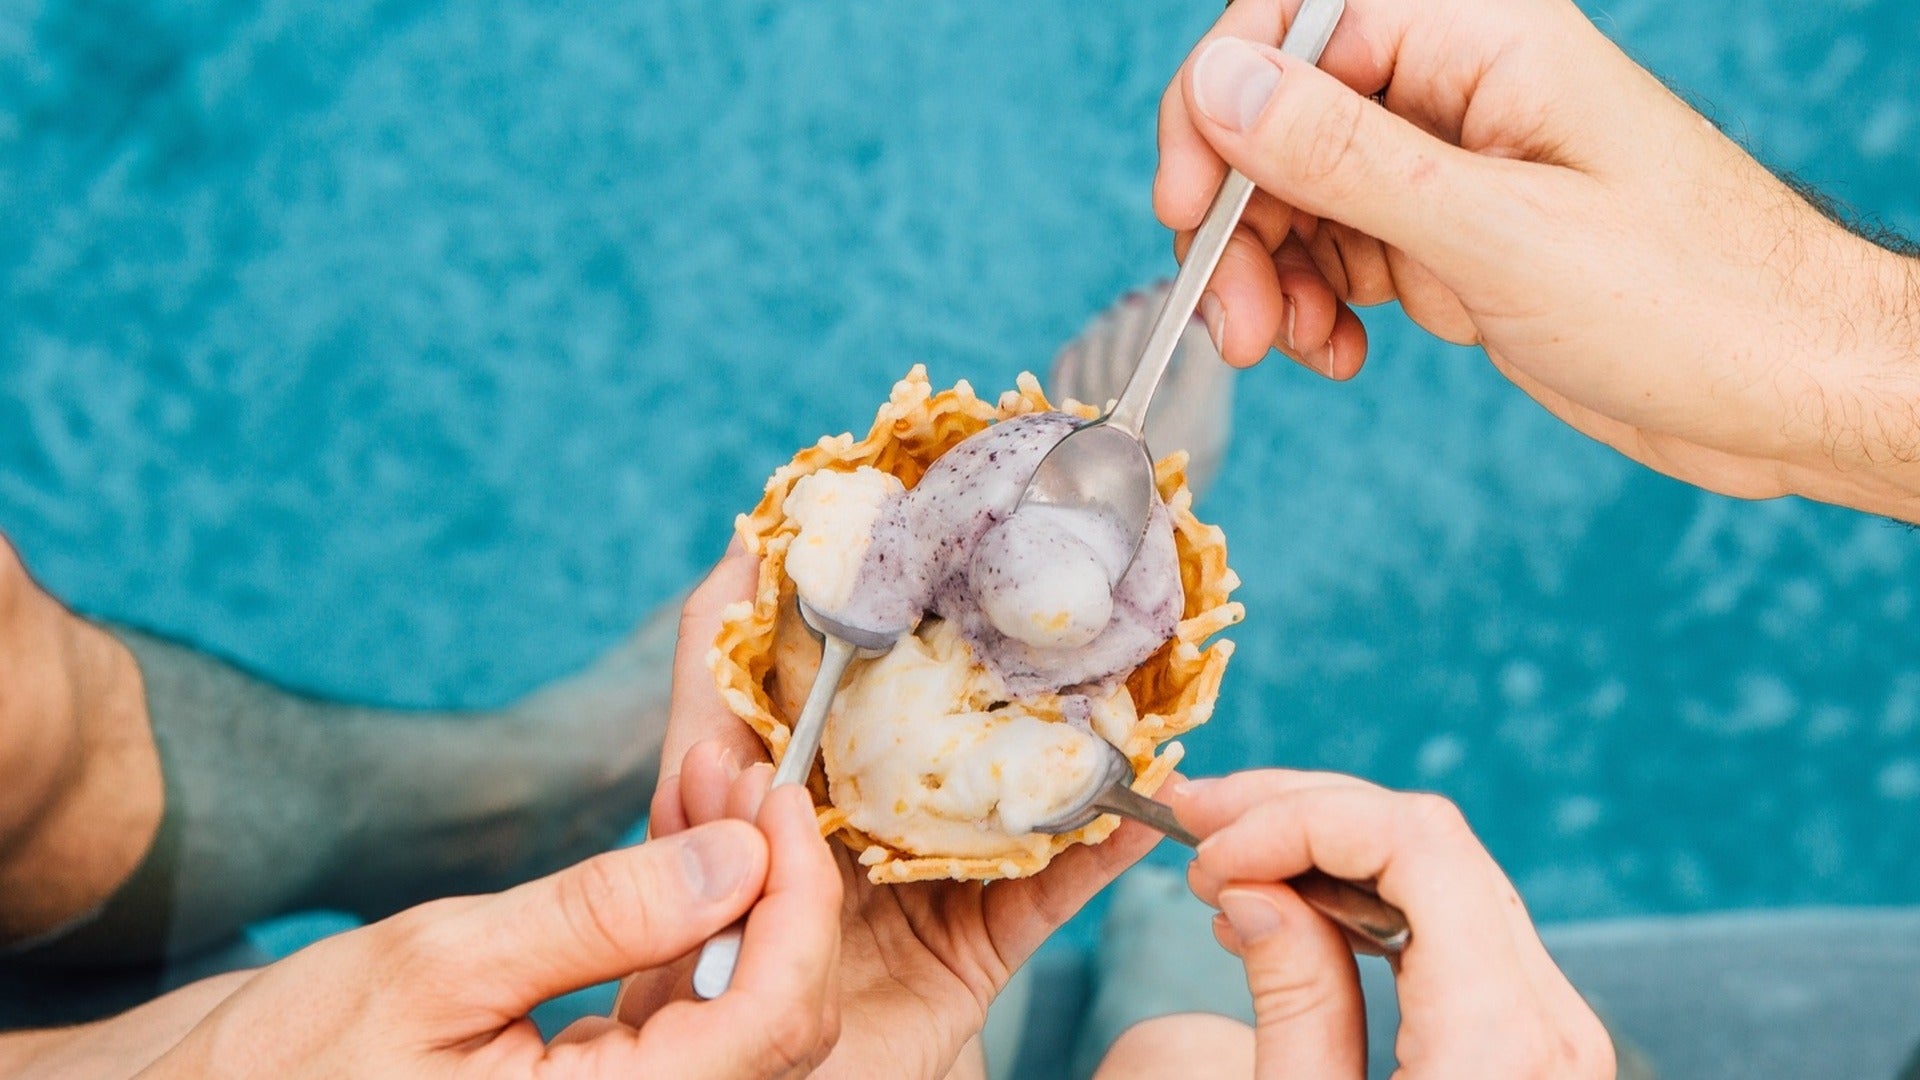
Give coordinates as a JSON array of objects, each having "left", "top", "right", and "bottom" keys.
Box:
[{"left": 2, "top": 0, "right": 1918, "bottom": 926}]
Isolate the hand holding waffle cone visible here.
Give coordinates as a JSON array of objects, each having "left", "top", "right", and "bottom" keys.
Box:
[{"left": 711, "top": 367, "right": 1243, "bottom": 882}]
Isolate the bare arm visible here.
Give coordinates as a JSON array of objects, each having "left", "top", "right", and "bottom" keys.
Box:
[
  {"left": 1156, "top": 0, "right": 1920, "bottom": 523},
  {"left": 0, "top": 971, "right": 252, "bottom": 1080}
]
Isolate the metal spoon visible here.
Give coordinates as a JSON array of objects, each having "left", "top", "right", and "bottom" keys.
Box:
[
  {"left": 1016, "top": 0, "right": 1346, "bottom": 567},
  {"left": 1031, "top": 738, "right": 1410, "bottom": 953},
  {"left": 690, "top": 600, "right": 897, "bottom": 1000}
]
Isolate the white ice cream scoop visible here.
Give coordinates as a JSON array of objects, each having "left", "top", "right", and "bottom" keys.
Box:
[
  {"left": 1028, "top": 737, "right": 1410, "bottom": 953},
  {"left": 1015, "top": 0, "right": 1346, "bottom": 571}
]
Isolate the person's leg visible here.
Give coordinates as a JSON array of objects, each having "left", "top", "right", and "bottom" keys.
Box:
[
  {"left": 0, "top": 534, "right": 160, "bottom": 947},
  {"left": 1065, "top": 865, "right": 1258, "bottom": 1079},
  {"left": 1090, "top": 1014, "right": 1255, "bottom": 1080},
  {"left": 1, "top": 528, "right": 680, "bottom": 973}
]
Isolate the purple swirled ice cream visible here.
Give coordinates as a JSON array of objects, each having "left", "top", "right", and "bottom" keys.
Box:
[{"left": 786, "top": 412, "right": 1182, "bottom": 699}]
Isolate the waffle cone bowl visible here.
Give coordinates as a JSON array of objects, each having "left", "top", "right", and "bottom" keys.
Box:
[{"left": 710, "top": 366, "right": 1242, "bottom": 883}]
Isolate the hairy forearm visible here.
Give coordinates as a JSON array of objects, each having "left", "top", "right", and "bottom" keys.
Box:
[{"left": 1786, "top": 238, "right": 1920, "bottom": 523}]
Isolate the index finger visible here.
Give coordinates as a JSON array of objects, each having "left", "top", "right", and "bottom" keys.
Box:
[
  {"left": 1171, "top": 768, "right": 1375, "bottom": 837},
  {"left": 660, "top": 543, "right": 768, "bottom": 779},
  {"left": 1185, "top": 783, "right": 1533, "bottom": 1003}
]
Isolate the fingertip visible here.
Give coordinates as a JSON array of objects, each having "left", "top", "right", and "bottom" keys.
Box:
[
  {"left": 1171, "top": 775, "right": 1219, "bottom": 802},
  {"left": 1210, "top": 235, "right": 1286, "bottom": 367},
  {"left": 759, "top": 784, "right": 830, "bottom": 862},
  {"left": 1187, "top": 856, "right": 1223, "bottom": 908},
  {"left": 762, "top": 782, "right": 816, "bottom": 826},
  {"left": 1211, "top": 910, "right": 1244, "bottom": 957},
  {"left": 1324, "top": 304, "right": 1369, "bottom": 382},
  {"left": 726, "top": 762, "right": 776, "bottom": 822},
  {"left": 680, "top": 740, "right": 740, "bottom": 827},
  {"left": 1284, "top": 309, "right": 1366, "bottom": 382},
  {"left": 648, "top": 774, "right": 688, "bottom": 839},
  {"left": 1156, "top": 86, "right": 1227, "bottom": 233}
]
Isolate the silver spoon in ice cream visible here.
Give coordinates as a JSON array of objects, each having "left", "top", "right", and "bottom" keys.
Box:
[
  {"left": 1031, "top": 738, "right": 1410, "bottom": 953},
  {"left": 1015, "top": 0, "right": 1345, "bottom": 569},
  {"left": 691, "top": 600, "right": 896, "bottom": 1000}
]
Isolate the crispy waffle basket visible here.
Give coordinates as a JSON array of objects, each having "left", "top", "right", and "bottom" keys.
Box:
[{"left": 711, "top": 366, "right": 1242, "bottom": 882}]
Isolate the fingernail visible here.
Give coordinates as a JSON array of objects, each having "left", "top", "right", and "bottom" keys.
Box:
[
  {"left": 680, "top": 827, "right": 755, "bottom": 902},
  {"left": 1220, "top": 888, "right": 1285, "bottom": 944},
  {"left": 1212, "top": 911, "right": 1245, "bottom": 956},
  {"left": 1173, "top": 777, "right": 1218, "bottom": 799},
  {"left": 741, "top": 762, "right": 774, "bottom": 820},
  {"left": 1193, "top": 38, "right": 1281, "bottom": 132},
  {"left": 1306, "top": 340, "right": 1336, "bottom": 378},
  {"left": 717, "top": 747, "right": 743, "bottom": 781},
  {"left": 1199, "top": 293, "right": 1227, "bottom": 356},
  {"left": 1282, "top": 297, "right": 1298, "bottom": 352}
]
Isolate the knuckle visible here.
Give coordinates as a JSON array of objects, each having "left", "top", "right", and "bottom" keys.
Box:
[
  {"left": 558, "top": 853, "right": 655, "bottom": 954},
  {"left": 1248, "top": 961, "right": 1343, "bottom": 1025},
  {"left": 1495, "top": 1019, "right": 1560, "bottom": 1078},
  {"left": 371, "top": 898, "right": 471, "bottom": 983},
  {"left": 1564, "top": 1010, "right": 1619, "bottom": 1077},
  {"left": 815, "top": 1001, "right": 843, "bottom": 1068},
  {"left": 1287, "top": 91, "right": 1368, "bottom": 194},
  {"left": 1401, "top": 792, "right": 1472, "bottom": 841},
  {"left": 760, "top": 1002, "right": 829, "bottom": 1075},
  {"left": 1502, "top": 1010, "right": 1614, "bottom": 1080}
]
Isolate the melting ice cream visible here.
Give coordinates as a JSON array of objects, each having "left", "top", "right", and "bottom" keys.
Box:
[
  {"left": 820, "top": 620, "right": 1136, "bottom": 858},
  {"left": 779, "top": 413, "right": 1184, "bottom": 856},
  {"left": 799, "top": 413, "right": 1182, "bottom": 697}
]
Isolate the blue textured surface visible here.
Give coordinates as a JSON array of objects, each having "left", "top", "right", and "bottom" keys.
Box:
[{"left": 3, "top": 0, "right": 1919, "bottom": 931}]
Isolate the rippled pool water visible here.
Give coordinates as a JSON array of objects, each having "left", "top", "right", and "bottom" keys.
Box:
[{"left": 2, "top": 0, "right": 1917, "bottom": 923}]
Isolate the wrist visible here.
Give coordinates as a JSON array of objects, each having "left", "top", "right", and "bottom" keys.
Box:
[{"left": 1783, "top": 237, "right": 1920, "bottom": 521}]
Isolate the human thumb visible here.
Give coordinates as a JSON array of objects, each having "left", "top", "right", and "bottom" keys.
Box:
[
  {"left": 1217, "top": 884, "right": 1367, "bottom": 1079},
  {"left": 394, "top": 820, "right": 770, "bottom": 1024},
  {"left": 1185, "top": 36, "right": 1516, "bottom": 282}
]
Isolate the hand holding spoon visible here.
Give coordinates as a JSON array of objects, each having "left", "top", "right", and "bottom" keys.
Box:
[
  {"left": 690, "top": 600, "right": 897, "bottom": 1000},
  {"left": 1016, "top": 0, "right": 1346, "bottom": 568},
  {"left": 1030, "top": 738, "right": 1410, "bottom": 953}
]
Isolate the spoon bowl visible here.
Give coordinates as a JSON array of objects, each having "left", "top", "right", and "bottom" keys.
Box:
[
  {"left": 798, "top": 598, "right": 903, "bottom": 657},
  {"left": 1016, "top": 419, "right": 1158, "bottom": 574}
]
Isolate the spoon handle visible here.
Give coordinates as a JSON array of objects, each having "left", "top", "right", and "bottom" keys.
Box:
[
  {"left": 775, "top": 635, "right": 858, "bottom": 787},
  {"left": 692, "top": 635, "right": 859, "bottom": 1000},
  {"left": 1093, "top": 780, "right": 1410, "bottom": 954},
  {"left": 1106, "top": 0, "right": 1347, "bottom": 439},
  {"left": 1093, "top": 779, "right": 1203, "bottom": 845}
]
